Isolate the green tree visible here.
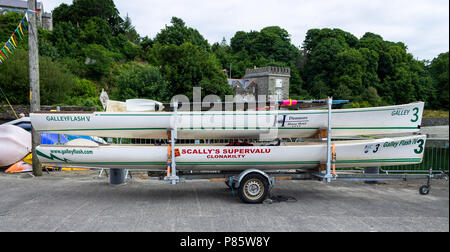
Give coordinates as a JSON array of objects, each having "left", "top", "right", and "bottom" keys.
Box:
[
  {"left": 111, "top": 62, "right": 169, "bottom": 102},
  {"left": 0, "top": 49, "right": 29, "bottom": 105},
  {"left": 51, "top": 3, "right": 74, "bottom": 24},
  {"left": 50, "top": 21, "right": 82, "bottom": 57},
  {"left": 361, "top": 87, "right": 382, "bottom": 106},
  {"left": 227, "top": 26, "right": 305, "bottom": 97},
  {"left": 211, "top": 38, "right": 232, "bottom": 76},
  {"left": 122, "top": 14, "right": 140, "bottom": 44},
  {"left": 429, "top": 52, "right": 449, "bottom": 109},
  {"left": 301, "top": 28, "right": 435, "bottom": 106},
  {"left": 0, "top": 12, "right": 24, "bottom": 43},
  {"left": 148, "top": 42, "right": 232, "bottom": 98},
  {"left": 80, "top": 17, "right": 113, "bottom": 48},
  {"left": 154, "top": 17, "right": 210, "bottom": 50},
  {"left": 81, "top": 44, "right": 121, "bottom": 80},
  {"left": 39, "top": 56, "right": 78, "bottom": 105},
  {"left": 0, "top": 48, "right": 77, "bottom": 105},
  {"left": 302, "top": 36, "right": 349, "bottom": 93},
  {"left": 72, "top": 0, "right": 123, "bottom": 34},
  {"left": 38, "top": 28, "right": 59, "bottom": 60},
  {"left": 333, "top": 48, "right": 365, "bottom": 95},
  {"left": 230, "top": 26, "right": 300, "bottom": 66}
]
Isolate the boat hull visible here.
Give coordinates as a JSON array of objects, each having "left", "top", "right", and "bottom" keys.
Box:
[
  {"left": 0, "top": 125, "right": 31, "bottom": 167},
  {"left": 36, "top": 135, "right": 426, "bottom": 171},
  {"left": 30, "top": 102, "right": 424, "bottom": 139}
]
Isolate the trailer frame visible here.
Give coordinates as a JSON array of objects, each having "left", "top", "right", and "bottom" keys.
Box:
[{"left": 143, "top": 97, "right": 447, "bottom": 203}]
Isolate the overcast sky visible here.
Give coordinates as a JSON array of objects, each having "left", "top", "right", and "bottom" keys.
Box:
[{"left": 43, "top": 0, "right": 449, "bottom": 60}]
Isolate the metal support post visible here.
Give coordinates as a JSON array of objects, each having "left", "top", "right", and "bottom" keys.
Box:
[
  {"left": 110, "top": 168, "right": 126, "bottom": 185},
  {"left": 165, "top": 102, "right": 180, "bottom": 184},
  {"left": 324, "top": 97, "right": 333, "bottom": 182}
]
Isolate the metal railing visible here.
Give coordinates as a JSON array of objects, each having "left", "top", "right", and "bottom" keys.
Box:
[{"left": 382, "top": 138, "right": 449, "bottom": 173}]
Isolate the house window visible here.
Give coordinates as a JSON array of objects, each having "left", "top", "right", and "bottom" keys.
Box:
[{"left": 276, "top": 79, "right": 283, "bottom": 88}]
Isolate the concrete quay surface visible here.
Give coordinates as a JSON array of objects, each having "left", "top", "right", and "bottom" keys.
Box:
[{"left": 0, "top": 171, "right": 448, "bottom": 232}]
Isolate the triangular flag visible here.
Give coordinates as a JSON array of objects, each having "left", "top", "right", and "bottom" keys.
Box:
[
  {"left": 6, "top": 41, "right": 14, "bottom": 51},
  {"left": 21, "top": 19, "right": 27, "bottom": 31},
  {"left": 1, "top": 48, "right": 8, "bottom": 58},
  {"left": 15, "top": 28, "right": 22, "bottom": 40},
  {"left": 18, "top": 24, "right": 24, "bottom": 36},
  {"left": 12, "top": 33, "right": 18, "bottom": 45},
  {"left": 5, "top": 44, "right": 12, "bottom": 53},
  {"left": 10, "top": 39, "right": 16, "bottom": 49},
  {"left": 10, "top": 36, "right": 17, "bottom": 47}
]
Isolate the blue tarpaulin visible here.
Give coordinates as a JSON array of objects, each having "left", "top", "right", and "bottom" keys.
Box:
[
  {"left": 40, "top": 133, "right": 69, "bottom": 145},
  {"left": 40, "top": 133, "right": 97, "bottom": 145}
]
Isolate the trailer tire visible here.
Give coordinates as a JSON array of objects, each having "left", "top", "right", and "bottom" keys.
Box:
[
  {"left": 238, "top": 173, "right": 269, "bottom": 204},
  {"left": 419, "top": 185, "right": 430, "bottom": 195}
]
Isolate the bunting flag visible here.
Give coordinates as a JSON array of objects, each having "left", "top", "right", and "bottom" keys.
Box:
[
  {"left": 0, "top": 14, "right": 29, "bottom": 64},
  {"left": 0, "top": 7, "right": 38, "bottom": 64},
  {"left": 0, "top": 7, "right": 40, "bottom": 15},
  {"left": 0, "top": 49, "right": 7, "bottom": 58},
  {"left": 5, "top": 43, "right": 13, "bottom": 53},
  {"left": 21, "top": 19, "right": 28, "bottom": 31},
  {"left": 11, "top": 35, "right": 17, "bottom": 47},
  {"left": 18, "top": 24, "right": 24, "bottom": 36},
  {"left": 15, "top": 27, "right": 23, "bottom": 40}
]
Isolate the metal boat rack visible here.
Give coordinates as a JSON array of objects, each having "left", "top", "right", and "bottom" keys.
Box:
[
  {"left": 162, "top": 98, "right": 336, "bottom": 185},
  {"left": 154, "top": 97, "right": 447, "bottom": 202}
]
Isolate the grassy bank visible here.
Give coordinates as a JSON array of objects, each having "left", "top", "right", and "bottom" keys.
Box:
[{"left": 423, "top": 110, "right": 449, "bottom": 118}]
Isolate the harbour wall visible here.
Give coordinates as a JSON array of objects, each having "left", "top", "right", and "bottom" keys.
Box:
[{"left": 422, "top": 118, "right": 449, "bottom": 126}]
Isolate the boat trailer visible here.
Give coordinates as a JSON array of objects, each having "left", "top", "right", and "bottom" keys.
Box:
[{"left": 131, "top": 98, "right": 446, "bottom": 203}]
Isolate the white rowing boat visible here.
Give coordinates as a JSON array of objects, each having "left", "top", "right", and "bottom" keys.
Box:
[
  {"left": 0, "top": 125, "right": 31, "bottom": 167},
  {"left": 36, "top": 135, "right": 426, "bottom": 171},
  {"left": 30, "top": 102, "right": 424, "bottom": 139}
]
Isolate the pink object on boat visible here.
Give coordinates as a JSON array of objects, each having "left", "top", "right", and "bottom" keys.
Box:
[
  {"left": 281, "top": 99, "right": 298, "bottom": 106},
  {"left": 0, "top": 125, "right": 31, "bottom": 167}
]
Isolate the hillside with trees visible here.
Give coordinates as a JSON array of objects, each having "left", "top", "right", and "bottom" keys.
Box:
[{"left": 0, "top": 0, "right": 448, "bottom": 111}]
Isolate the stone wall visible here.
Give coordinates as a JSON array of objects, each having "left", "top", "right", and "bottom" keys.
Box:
[
  {"left": 422, "top": 118, "right": 449, "bottom": 126},
  {"left": 42, "top": 13, "right": 53, "bottom": 31},
  {"left": 245, "top": 66, "right": 290, "bottom": 76},
  {"left": 243, "top": 66, "right": 290, "bottom": 100}
]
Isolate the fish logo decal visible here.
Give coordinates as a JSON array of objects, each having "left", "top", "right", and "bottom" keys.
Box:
[{"left": 36, "top": 150, "right": 70, "bottom": 163}]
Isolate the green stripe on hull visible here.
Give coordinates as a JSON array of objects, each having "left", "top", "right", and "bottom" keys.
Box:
[
  {"left": 43, "top": 162, "right": 167, "bottom": 165},
  {"left": 336, "top": 158, "right": 422, "bottom": 163},
  {"left": 37, "top": 126, "right": 418, "bottom": 132},
  {"left": 95, "top": 107, "right": 408, "bottom": 116},
  {"left": 38, "top": 128, "right": 167, "bottom": 132},
  {"left": 100, "top": 114, "right": 172, "bottom": 116},
  {"left": 38, "top": 159, "right": 422, "bottom": 165}
]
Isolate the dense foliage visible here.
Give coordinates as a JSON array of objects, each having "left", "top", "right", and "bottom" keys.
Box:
[{"left": 0, "top": 0, "right": 448, "bottom": 110}]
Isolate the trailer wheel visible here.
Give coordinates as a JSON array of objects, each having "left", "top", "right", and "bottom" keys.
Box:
[
  {"left": 419, "top": 185, "right": 430, "bottom": 195},
  {"left": 238, "top": 173, "right": 269, "bottom": 204}
]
